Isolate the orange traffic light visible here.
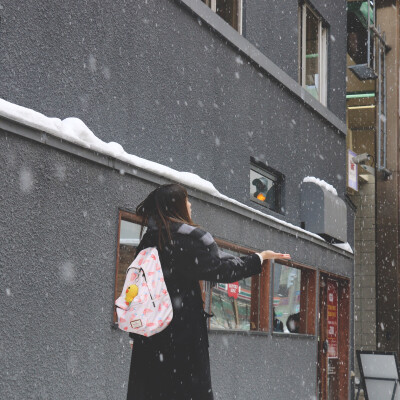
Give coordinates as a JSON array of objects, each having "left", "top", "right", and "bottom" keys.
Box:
[{"left": 257, "top": 193, "right": 266, "bottom": 201}]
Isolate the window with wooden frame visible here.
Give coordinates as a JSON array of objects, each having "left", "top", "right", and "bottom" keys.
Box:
[
  {"left": 113, "top": 211, "right": 270, "bottom": 332},
  {"left": 272, "top": 260, "right": 316, "bottom": 335},
  {"left": 206, "top": 239, "right": 270, "bottom": 332},
  {"left": 113, "top": 211, "right": 144, "bottom": 323},
  {"left": 201, "top": 0, "right": 243, "bottom": 34},
  {"left": 299, "top": 2, "right": 328, "bottom": 105}
]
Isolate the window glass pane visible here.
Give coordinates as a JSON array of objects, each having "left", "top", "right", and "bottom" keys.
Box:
[
  {"left": 250, "top": 168, "right": 277, "bottom": 211},
  {"left": 305, "top": 7, "right": 320, "bottom": 99},
  {"left": 115, "top": 219, "right": 145, "bottom": 298},
  {"left": 216, "top": 0, "right": 239, "bottom": 31},
  {"left": 120, "top": 220, "right": 142, "bottom": 247},
  {"left": 273, "top": 264, "right": 301, "bottom": 333},
  {"left": 210, "top": 248, "right": 257, "bottom": 331},
  {"left": 201, "top": 0, "right": 240, "bottom": 32}
]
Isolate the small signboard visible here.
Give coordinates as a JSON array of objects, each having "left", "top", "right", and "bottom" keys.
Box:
[
  {"left": 348, "top": 150, "right": 358, "bottom": 191},
  {"left": 327, "top": 280, "right": 338, "bottom": 359},
  {"left": 227, "top": 282, "right": 240, "bottom": 299}
]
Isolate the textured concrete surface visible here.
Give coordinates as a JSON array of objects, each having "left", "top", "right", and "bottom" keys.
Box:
[
  {"left": 353, "top": 178, "right": 376, "bottom": 380},
  {"left": 209, "top": 333, "right": 317, "bottom": 400}
]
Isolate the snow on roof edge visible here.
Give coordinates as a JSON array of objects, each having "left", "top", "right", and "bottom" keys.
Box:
[{"left": 0, "top": 98, "right": 352, "bottom": 254}]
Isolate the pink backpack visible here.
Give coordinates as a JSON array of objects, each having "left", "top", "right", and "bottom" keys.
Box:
[{"left": 115, "top": 248, "right": 173, "bottom": 336}]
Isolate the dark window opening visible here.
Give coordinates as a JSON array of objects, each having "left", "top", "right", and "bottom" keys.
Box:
[
  {"left": 201, "top": 0, "right": 242, "bottom": 33},
  {"left": 250, "top": 158, "right": 284, "bottom": 213}
]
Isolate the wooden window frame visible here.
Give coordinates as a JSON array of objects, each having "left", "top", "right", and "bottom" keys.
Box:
[
  {"left": 272, "top": 259, "right": 317, "bottom": 335},
  {"left": 113, "top": 210, "right": 143, "bottom": 324},
  {"left": 113, "top": 211, "right": 270, "bottom": 332},
  {"left": 208, "top": 238, "right": 270, "bottom": 332}
]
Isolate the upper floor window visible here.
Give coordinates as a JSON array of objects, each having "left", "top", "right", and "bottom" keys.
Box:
[
  {"left": 201, "top": 0, "right": 242, "bottom": 34},
  {"left": 250, "top": 158, "right": 284, "bottom": 213},
  {"left": 300, "top": 3, "right": 328, "bottom": 105}
]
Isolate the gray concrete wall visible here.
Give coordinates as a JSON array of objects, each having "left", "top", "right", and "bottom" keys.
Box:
[
  {"left": 209, "top": 333, "right": 317, "bottom": 399},
  {"left": 0, "top": 124, "right": 352, "bottom": 399},
  {"left": 0, "top": 0, "right": 349, "bottom": 236},
  {"left": 353, "top": 179, "right": 377, "bottom": 372}
]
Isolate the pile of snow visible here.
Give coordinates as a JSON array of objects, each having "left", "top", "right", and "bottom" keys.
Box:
[
  {"left": 303, "top": 176, "right": 338, "bottom": 196},
  {"left": 0, "top": 99, "right": 221, "bottom": 196},
  {"left": 0, "top": 98, "right": 352, "bottom": 253},
  {"left": 332, "top": 242, "right": 353, "bottom": 254}
]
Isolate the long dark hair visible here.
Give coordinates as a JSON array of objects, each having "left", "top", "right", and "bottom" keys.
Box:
[{"left": 136, "top": 184, "right": 195, "bottom": 246}]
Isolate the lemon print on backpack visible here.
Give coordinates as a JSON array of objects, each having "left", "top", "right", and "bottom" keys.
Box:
[{"left": 125, "top": 284, "right": 139, "bottom": 305}]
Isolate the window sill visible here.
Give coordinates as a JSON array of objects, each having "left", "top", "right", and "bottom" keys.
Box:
[
  {"left": 209, "top": 328, "right": 269, "bottom": 337},
  {"left": 272, "top": 332, "right": 316, "bottom": 340},
  {"left": 208, "top": 329, "right": 316, "bottom": 340},
  {"left": 250, "top": 198, "right": 282, "bottom": 214}
]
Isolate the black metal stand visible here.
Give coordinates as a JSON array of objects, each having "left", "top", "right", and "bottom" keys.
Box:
[
  {"left": 356, "top": 350, "right": 400, "bottom": 400},
  {"left": 357, "top": 377, "right": 398, "bottom": 400}
]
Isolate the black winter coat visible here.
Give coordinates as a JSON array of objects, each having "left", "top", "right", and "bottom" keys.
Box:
[{"left": 126, "top": 221, "right": 262, "bottom": 400}]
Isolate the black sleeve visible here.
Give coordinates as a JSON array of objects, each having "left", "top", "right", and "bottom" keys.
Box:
[{"left": 179, "top": 228, "right": 262, "bottom": 283}]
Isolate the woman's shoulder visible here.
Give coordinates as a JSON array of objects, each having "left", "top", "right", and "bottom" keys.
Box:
[
  {"left": 173, "top": 223, "right": 215, "bottom": 247},
  {"left": 136, "top": 229, "right": 159, "bottom": 250}
]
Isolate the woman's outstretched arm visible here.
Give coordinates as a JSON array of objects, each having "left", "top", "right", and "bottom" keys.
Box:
[{"left": 177, "top": 226, "right": 289, "bottom": 283}]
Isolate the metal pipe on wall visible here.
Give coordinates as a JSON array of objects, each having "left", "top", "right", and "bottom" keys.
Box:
[
  {"left": 383, "top": 32, "right": 387, "bottom": 168},
  {"left": 378, "top": 38, "right": 382, "bottom": 168},
  {"left": 368, "top": 0, "right": 371, "bottom": 68}
]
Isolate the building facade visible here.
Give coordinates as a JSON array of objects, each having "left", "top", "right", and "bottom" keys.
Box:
[
  {"left": 0, "top": 1, "right": 354, "bottom": 399},
  {"left": 347, "top": 0, "right": 400, "bottom": 380}
]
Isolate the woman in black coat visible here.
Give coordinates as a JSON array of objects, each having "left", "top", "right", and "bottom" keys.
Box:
[{"left": 126, "top": 184, "right": 290, "bottom": 400}]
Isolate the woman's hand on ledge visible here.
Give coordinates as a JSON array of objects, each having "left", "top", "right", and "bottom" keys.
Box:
[{"left": 260, "top": 251, "right": 291, "bottom": 261}]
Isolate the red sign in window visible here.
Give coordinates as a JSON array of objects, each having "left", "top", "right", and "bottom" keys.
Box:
[
  {"left": 327, "top": 280, "right": 338, "bottom": 358},
  {"left": 227, "top": 282, "right": 239, "bottom": 299}
]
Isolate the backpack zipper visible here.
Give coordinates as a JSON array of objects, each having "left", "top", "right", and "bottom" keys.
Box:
[{"left": 140, "top": 268, "right": 156, "bottom": 308}]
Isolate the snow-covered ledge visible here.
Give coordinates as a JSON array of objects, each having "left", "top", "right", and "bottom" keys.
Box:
[{"left": 0, "top": 98, "right": 352, "bottom": 256}]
